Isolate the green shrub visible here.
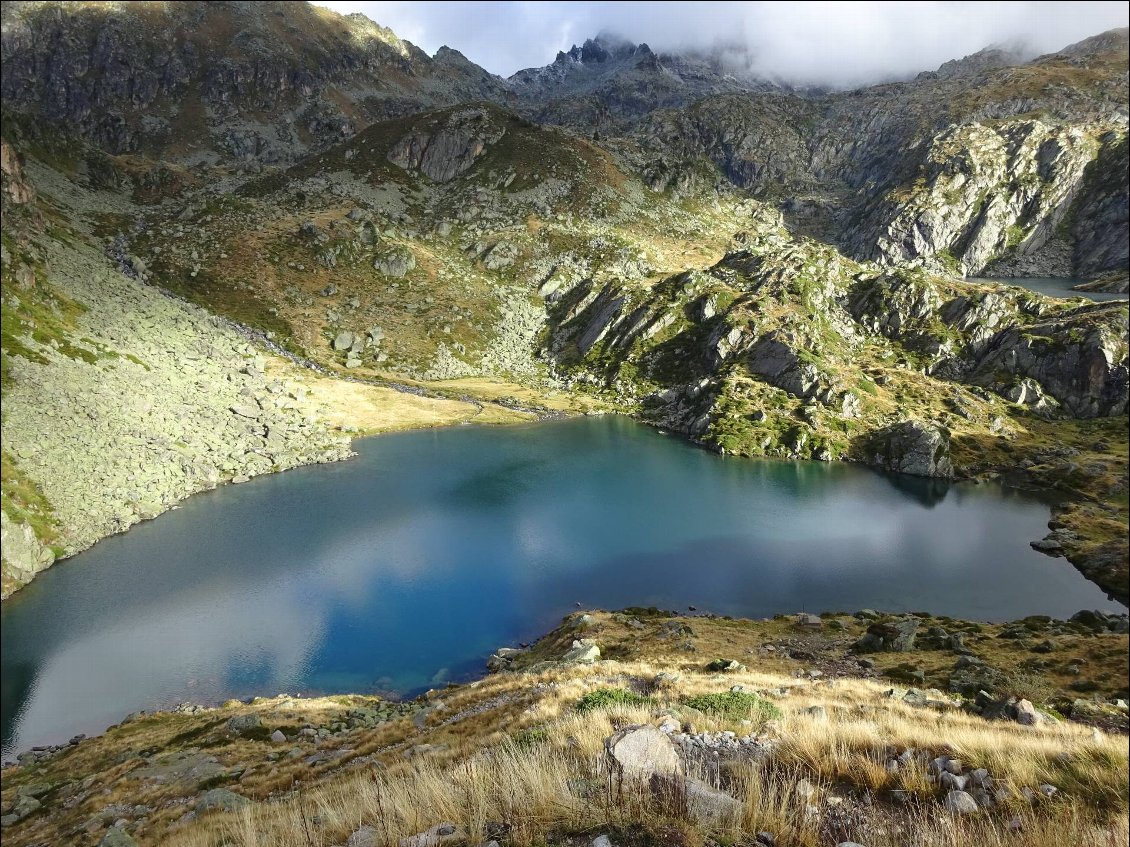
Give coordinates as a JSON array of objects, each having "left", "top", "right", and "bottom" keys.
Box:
[
  {"left": 574, "top": 687, "right": 650, "bottom": 714},
  {"left": 682, "top": 691, "right": 782, "bottom": 725},
  {"left": 511, "top": 727, "right": 551, "bottom": 749}
]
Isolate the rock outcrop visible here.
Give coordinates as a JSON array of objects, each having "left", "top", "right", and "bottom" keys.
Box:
[{"left": 866, "top": 421, "right": 954, "bottom": 479}]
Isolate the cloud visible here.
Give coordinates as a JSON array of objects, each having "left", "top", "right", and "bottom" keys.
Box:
[{"left": 313, "top": 1, "right": 1127, "bottom": 86}]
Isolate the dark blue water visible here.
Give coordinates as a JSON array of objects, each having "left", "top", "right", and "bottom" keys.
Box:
[{"left": 1, "top": 416, "right": 1122, "bottom": 756}]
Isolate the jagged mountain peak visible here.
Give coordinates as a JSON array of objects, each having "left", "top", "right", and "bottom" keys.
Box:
[{"left": 557, "top": 33, "right": 654, "bottom": 65}]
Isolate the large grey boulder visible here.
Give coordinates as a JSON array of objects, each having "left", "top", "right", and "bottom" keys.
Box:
[
  {"left": 867, "top": 420, "right": 953, "bottom": 478},
  {"left": 683, "top": 777, "right": 743, "bottom": 825},
  {"left": 944, "top": 790, "right": 980, "bottom": 814},
  {"left": 332, "top": 331, "right": 355, "bottom": 351},
  {"left": 605, "top": 724, "right": 682, "bottom": 779},
  {"left": 854, "top": 617, "right": 920, "bottom": 653},
  {"left": 374, "top": 248, "right": 417, "bottom": 278},
  {"left": 225, "top": 714, "right": 263, "bottom": 736},
  {"left": 197, "top": 788, "right": 251, "bottom": 813},
  {"left": 562, "top": 639, "right": 600, "bottom": 663},
  {"left": 98, "top": 828, "right": 139, "bottom": 847}
]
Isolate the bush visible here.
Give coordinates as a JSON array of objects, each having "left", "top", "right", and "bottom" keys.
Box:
[
  {"left": 682, "top": 691, "right": 781, "bottom": 725},
  {"left": 574, "top": 687, "right": 650, "bottom": 714}
]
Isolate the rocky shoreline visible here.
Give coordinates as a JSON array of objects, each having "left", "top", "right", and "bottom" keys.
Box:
[{"left": 1, "top": 607, "right": 1126, "bottom": 845}]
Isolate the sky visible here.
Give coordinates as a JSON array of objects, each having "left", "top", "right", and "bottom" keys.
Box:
[{"left": 313, "top": 1, "right": 1128, "bottom": 87}]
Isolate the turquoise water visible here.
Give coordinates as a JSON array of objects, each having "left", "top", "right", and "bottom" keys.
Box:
[
  {"left": 970, "top": 277, "right": 1128, "bottom": 302},
  {"left": 1, "top": 416, "right": 1121, "bottom": 756}
]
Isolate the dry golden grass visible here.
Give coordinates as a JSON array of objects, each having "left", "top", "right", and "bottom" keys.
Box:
[
  {"left": 5, "top": 613, "right": 1125, "bottom": 847},
  {"left": 267, "top": 362, "right": 535, "bottom": 434},
  {"left": 152, "top": 653, "right": 1128, "bottom": 847}
]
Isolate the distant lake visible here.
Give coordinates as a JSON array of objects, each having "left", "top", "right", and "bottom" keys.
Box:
[
  {"left": 2, "top": 416, "right": 1122, "bottom": 757},
  {"left": 970, "top": 276, "right": 1128, "bottom": 302}
]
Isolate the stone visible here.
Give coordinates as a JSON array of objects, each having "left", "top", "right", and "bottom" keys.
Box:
[
  {"left": 1013, "top": 698, "right": 1044, "bottom": 726},
  {"left": 225, "top": 714, "right": 263, "bottom": 736},
  {"left": 6, "top": 792, "right": 40, "bottom": 821},
  {"left": 944, "top": 790, "right": 980, "bottom": 814},
  {"left": 853, "top": 617, "right": 920, "bottom": 652},
  {"left": 705, "top": 658, "right": 746, "bottom": 672},
  {"left": 229, "top": 403, "right": 261, "bottom": 419},
  {"left": 605, "top": 724, "right": 682, "bottom": 779},
  {"left": 197, "top": 788, "right": 251, "bottom": 813},
  {"left": 347, "top": 826, "right": 378, "bottom": 847},
  {"left": 332, "top": 331, "right": 355, "bottom": 351},
  {"left": 399, "top": 822, "right": 461, "bottom": 847},
  {"left": 795, "top": 778, "right": 817, "bottom": 800},
  {"left": 940, "top": 772, "right": 969, "bottom": 791},
  {"left": 270, "top": 729, "right": 286, "bottom": 743},
  {"left": 562, "top": 639, "right": 600, "bottom": 663},
  {"left": 98, "top": 828, "right": 139, "bottom": 847},
  {"left": 867, "top": 419, "right": 953, "bottom": 478},
  {"left": 682, "top": 777, "right": 743, "bottom": 825},
  {"left": 374, "top": 248, "right": 417, "bottom": 278},
  {"left": 591, "top": 837, "right": 614, "bottom": 847}
]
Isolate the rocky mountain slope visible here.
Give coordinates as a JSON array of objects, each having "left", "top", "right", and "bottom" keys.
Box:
[
  {"left": 0, "top": 0, "right": 509, "bottom": 163},
  {"left": 1, "top": 608, "right": 1127, "bottom": 846},
  {"left": 0, "top": 4, "right": 1127, "bottom": 605}
]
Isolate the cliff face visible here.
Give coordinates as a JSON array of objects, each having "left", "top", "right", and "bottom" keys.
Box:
[{"left": 624, "top": 30, "right": 1129, "bottom": 278}]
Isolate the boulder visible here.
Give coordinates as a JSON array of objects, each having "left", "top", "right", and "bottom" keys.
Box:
[
  {"left": 332, "top": 331, "right": 355, "bottom": 351},
  {"left": 867, "top": 420, "right": 953, "bottom": 478},
  {"left": 225, "top": 714, "right": 263, "bottom": 736},
  {"left": 347, "top": 826, "right": 378, "bottom": 847},
  {"left": 562, "top": 639, "right": 600, "bottom": 663},
  {"left": 685, "top": 777, "right": 743, "bottom": 824},
  {"left": 705, "top": 658, "right": 747, "bottom": 672},
  {"left": 197, "top": 788, "right": 251, "bottom": 813},
  {"left": 853, "top": 617, "right": 920, "bottom": 652},
  {"left": 399, "top": 822, "right": 461, "bottom": 847},
  {"left": 944, "top": 790, "right": 980, "bottom": 814},
  {"left": 374, "top": 248, "right": 417, "bottom": 278},
  {"left": 605, "top": 724, "right": 682, "bottom": 779},
  {"left": 98, "top": 828, "right": 139, "bottom": 847},
  {"left": 1012, "top": 698, "right": 1045, "bottom": 726}
]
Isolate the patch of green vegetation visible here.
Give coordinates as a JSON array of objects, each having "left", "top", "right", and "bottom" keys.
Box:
[
  {"left": 147, "top": 261, "right": 297, "bottom": 351},
  {"left": 510, "top": 727, "right": 551, "bottom": 749},
  {"left": 682, "top": 691, "right": 782, "bottom": 724},
  {"left": 935, "top": 249, "right": 963, "bottom": 276},
  {"left": 574, "top": 687, "right": 650, "bottom": 714},
  {"left": 1, "top": 253, "right": 104, "bottom": 386},
  {"left": 1005, "top": 224, "right": 1027, "bottom": 249},
  {"left": 1, "top": 450, "right": 60, "bottom": 549}
]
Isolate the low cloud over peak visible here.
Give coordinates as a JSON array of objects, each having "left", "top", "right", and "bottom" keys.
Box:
[{"left": 314, "top": 1, "right": 1128, "bottom": 87}]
